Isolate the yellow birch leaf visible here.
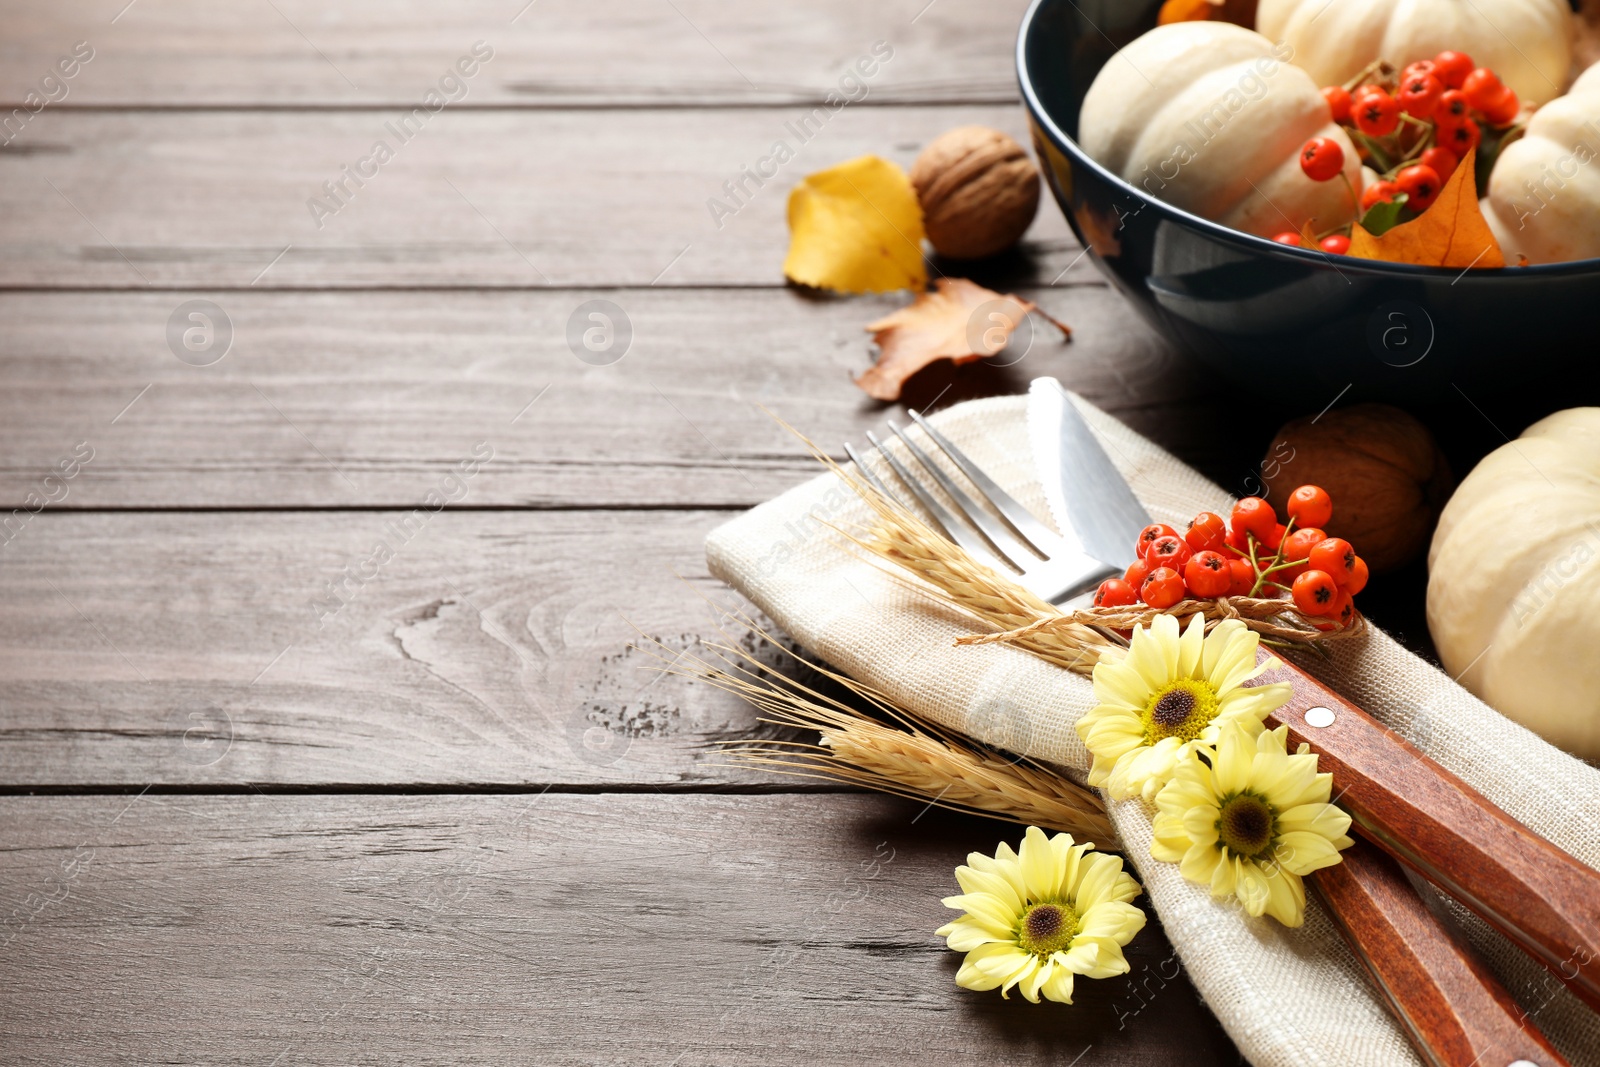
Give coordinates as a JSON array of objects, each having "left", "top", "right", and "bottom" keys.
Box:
[
  {"left": 784, "top": 155, "right": 927, "bottom": 294},
  {"left": 1348, "top": 153, "right": 1505, "bottom": 269}
]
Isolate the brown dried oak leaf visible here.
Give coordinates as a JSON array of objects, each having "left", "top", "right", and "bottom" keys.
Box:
[{"left": 855, "top": 278, "right": 1070, "bottom": 402}]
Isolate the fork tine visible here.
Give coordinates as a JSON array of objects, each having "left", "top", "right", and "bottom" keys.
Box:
[
  {"left": 842, "top": 442, "right": 895, "bottom": 500},
  {"left": 907, "top": 408, "right": 1066, "bottom": 552},
  {"left": 865, "top": 431, "right": 1020, "bottom": 571},
  {"left": 887, "top": 420, "right": 1043, "bottom": 564}
]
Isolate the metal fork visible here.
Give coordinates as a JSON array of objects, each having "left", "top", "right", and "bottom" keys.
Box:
[{"left": 843, "top": 410, "right": 1116, "bottom": 604}]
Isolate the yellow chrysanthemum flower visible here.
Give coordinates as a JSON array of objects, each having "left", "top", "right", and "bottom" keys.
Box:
[
  {"left": 1151, "top": 722, "right": 1354, "bottom": 927},
  {"left": 936, "top": 826, "right": 1146, "bottom": 1004},
  {"left": 1075, "top": 613, "right": 1293, "bottom": 802}
]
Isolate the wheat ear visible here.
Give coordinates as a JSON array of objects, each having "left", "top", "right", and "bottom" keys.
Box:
[{"left": 633, "top": 616, "right": 1115, "bottom": 846}]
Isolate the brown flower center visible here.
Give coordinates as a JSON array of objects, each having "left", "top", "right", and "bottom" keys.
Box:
[
  {"left": 1142, "top": 679, "right": 1219, "bottom": 745},
  {"left": 1217, "top": 793, "right": 1276, "bottom": 859},
  {"left": 1151, "top": 689, "right": 1194, "bottom": 727},
  {"left": 1017, "top": 901, "right": 1079, "bottom": 958}
]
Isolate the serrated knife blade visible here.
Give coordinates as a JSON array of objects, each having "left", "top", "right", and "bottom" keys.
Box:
[{"left": 1027, "top": 377, "right": 1151, "bottom": 571}]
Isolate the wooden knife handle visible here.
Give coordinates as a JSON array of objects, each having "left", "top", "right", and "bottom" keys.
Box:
[
  {"left": 1264, "top": 656, "right": 1600, "bottom": 1013},
  {"left": 1314, "top": 840, "right": 1571, "bottom": 1067}
]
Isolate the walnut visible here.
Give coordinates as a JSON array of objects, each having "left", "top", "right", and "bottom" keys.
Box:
[
  {"left": 1262, "top": 404, "right": 1453, "bottom": 574},
  {"left": 910, "top": 126, "right": 1040, "bottom": 260}
]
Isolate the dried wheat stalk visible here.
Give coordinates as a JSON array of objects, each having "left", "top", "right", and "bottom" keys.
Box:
[{"left": 632, "top": 618, "right": 1116, "bottom": 846}]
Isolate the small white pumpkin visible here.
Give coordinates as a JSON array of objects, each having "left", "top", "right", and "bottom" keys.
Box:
[
  {"left": 1079, "top": 23, "right": 1361, "bottom": 238},
  {"left": 1428, "top": 408, "right": 1600, "bottom": 759},
  {"left": 1257, "top": 0, "right": 1574, "bottom": 106},
  {"left": 1485, "top": 64, "right": 1600, "bottom": 264}
]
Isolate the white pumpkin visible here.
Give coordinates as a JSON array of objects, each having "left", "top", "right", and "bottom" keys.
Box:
[
  {"left": 1484, "top": 64, "right": 1600, "bottom": 264},
  {"left": 1257, "top": 0, "right": 1573, "bottom": 106},
  {"left": 1428, "top": 408, "right": 1600, "bottom": 759},
  {"left": 1079, "top": 23, "right": 1361, "bottom": 239}
]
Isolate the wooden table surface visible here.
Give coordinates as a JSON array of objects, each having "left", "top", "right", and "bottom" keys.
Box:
[{"left": 9, "top": 1, "right": 1542, "bottom": 1062}]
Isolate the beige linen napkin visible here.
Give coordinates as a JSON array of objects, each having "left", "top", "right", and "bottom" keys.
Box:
[{"left": 706, "top": 392, "right": 1600, "bottom": 1067}]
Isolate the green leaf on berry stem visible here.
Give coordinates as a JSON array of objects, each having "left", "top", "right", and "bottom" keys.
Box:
[
  {"left": 1360, "top": 194, "right": 1411, "bottom": 237},
  {"left": 1475, "top": 124, "right": 1527, "bottom": 199}
]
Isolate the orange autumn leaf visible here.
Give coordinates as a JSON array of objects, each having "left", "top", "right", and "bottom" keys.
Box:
[
  {"left": 1349, "top": 153, "right": 1505, "bottom": 269},
  {"left": 855, "top": 278, "right": 1070, "bottom": 402},
  {"left": 1158, "top": 0, "right": 1258, "bottom": 27}
]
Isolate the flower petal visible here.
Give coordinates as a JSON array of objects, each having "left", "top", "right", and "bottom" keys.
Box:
[
  {"left": 1059, "top": 934, "right": 1132, "bottom": 979},
  {"left": 1234, "top": 858, "right": 1271, "bottom": 916},
  {"left": 955, "top": 941, "right": 1028, "bottom": 991},
  {"left": 1177, "top": 613, "right": 1205, "bottom": 678},
  {"left": 1019, "top": 826, "right": 1063, "bottom": 901},
  {"left": 1071, "top": 851, "right": 1126, "bottom": 912},
  {"left": 1262, "top": 862, "right": 1307, "bottom": 927},
  {"left": 1018, "top": 958, "right": 1052, "bottom": 1003},
  {"left": 1212, "top": 721, "right": 1255, "bottom": 795},
  {"left": 955, "top": 865, "right": 1023, "bottom": 914},
  {"left": 1091, "top": 658, "right": 1157, "bottom": 712},
  {"left": 942, "top": 891, "right": 1019, "bottom": 933},
  {"left": 1273, "top": 830, "right": 1346, "bottom": 876},
  {"left": 1041, "top": 962, "right": 1076, "bottom": 1004},
  {"left": 1078, "top": 900, "right": 1147, "bottom": 945}
]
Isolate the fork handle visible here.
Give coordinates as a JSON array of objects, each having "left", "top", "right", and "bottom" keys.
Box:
[
  {"left": 1313, "top": 840, "right": 1571, "bottom": 1067},
  {"left": 1264, "top": 656, "right": 1600, "bottom": 1014}
]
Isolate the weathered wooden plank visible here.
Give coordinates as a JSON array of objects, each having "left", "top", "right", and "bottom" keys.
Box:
[
  {"left": 0, "top": 107, "right": 1079, "bottom": 288},
  {"left": 0, "top": 508, "right": 811, "bottom": 787},
  {"left": 0, "top": 792, "right": 1239, "bottom": 1065},
  {"left": 0, "top": 0, "right": 1026, "bottom": 109},
  {"left": 0, "top": 288, "right": 1237, "bottom": 510}
]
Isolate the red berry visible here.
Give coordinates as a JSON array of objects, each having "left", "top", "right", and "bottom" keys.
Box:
[
  {"left": 1322, "top": 84, "right": 1353, "bottom": 123},
  {"left": 1397, "top": 71, "right": 1444, "bottom": 119},
  {"left": 1332, "top": 590, "right": 1356, "bottom": 627},
  {"left": 1185, "top": 512, "right": 1227, "bottom": 553},
  {"left": 1140, "top": 566, "right": 1185, "bottom": 609},
  {"left": 1292, "top": 569, "right": 1341, "bottom": 616},
  {"left": 1319, "top": 234, "right": 1351, "bottom": 255},
  {"left": 1231, "top": 497, "right": 1277, "bottom": 540},
  {"left": 1461, "top": 68, "right": 1505, "bottom": 112},
  {"left": 1437, "top": 116, "right": 1481, "bottom": 155},
  {"left": 1480, "top": 86, "right": 1520, "bottom": 126},
  {"left": 1361, "top": 180, "right": 1401, "bottom": 212},
  {"left": 1094, "top": 577, "right": 1139, "bottom": 608},
  {"left": 1125, "top": 558, "right": 1151, "bottom": 588},
  {"left": 1183, "top": 550, "right": 1231, "bottom": 598},
  {"left": 1146, "top": 535, "right": 1192, "bottom": 571},
  {"left": 1401, "top": 60, "right": 1437, "bottom": 83},
  {"left": 1432, "top": 51, "right": 1474, "bottom": 90},
  {"left": 1272, "top": 232, "right": 1304, "bottom": 246},
  {"left": 1226, "top": 558, "right": 1256, "bottom": 597},
  {"left": 1136, "top": 523, "right": 1178, "bottom": 557},
  {"left": 1309, "top": 537, "right": 1357, "bottom": 584},
  {"left": 1419, "top": 146, "right": 1458, "bottom": 184},
  {"left": 1352, "top": 83, "right": 1387, "bottom": 101},
  {"left": 1346, "top": 556, "right": 1370, "bottom": 596},
  {"left": 1353, "top": 89, "right": 1400, "bottom": 137},
  {"left": 1299, "top": 136, "right": 1345, "bottom": 182},
  {"left": 1225, "top": 523, "right": 1250, "bottom": 553},
  {"left": 1438, "top": 89, "right": 1470, "bottom": 121},
  {"left": 1396, "top": 164, "right": 1442, "bottom": 211},
  {"left": 1282, "top": 527, "right": 1327, "bottom": 563},
  {"left": 1261, "top": 523, "right": 1287, "bottom": 553},
  {"left": 1285, "top": 485, "right": 1333, "bottom": 528}
]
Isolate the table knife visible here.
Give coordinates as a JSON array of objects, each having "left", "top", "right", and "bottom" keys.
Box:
[{"left": 1029, "top": 377, "right": 1594, "bottom": 1062}]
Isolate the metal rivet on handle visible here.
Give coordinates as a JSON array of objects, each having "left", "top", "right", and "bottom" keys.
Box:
[
  {"left": 1507, "top": 1060, "right": 1542, "bottom": 1067},
  {"left": 1304, "top": 706, "right": 1336, "bottom": 729}
]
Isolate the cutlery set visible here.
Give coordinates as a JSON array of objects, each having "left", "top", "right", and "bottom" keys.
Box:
[{"left": 844, "top": 377, "right": 1594, "bottom": 1067}]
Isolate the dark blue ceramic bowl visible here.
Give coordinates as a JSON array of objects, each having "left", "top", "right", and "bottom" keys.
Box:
[{"left": 1017, "top": 0, "right": 1600, "bottom": 400}]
